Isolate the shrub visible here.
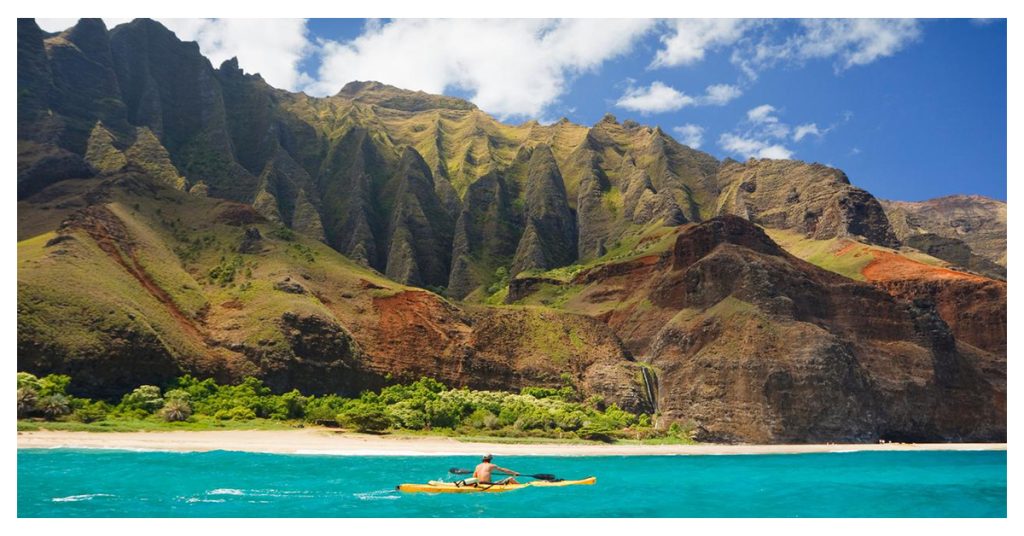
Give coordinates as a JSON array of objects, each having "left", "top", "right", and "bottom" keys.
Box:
[
  {"left": 38, "top": 374, "right": 71, "bottom": 396},
  {"left": 120, "top": 385, "right": 164, "bottom": 413},
  {"left": 577, "top": 423, "right": 616, "bottom": 442},
  {"left": 17, "top": 372, "right": 42, "bottom": 391},
  {"left": 465, "top": 408, "right": 498, "bottom": 430},
  {"left": 17, "top": 387, "right": 38, "bottom": 418},
  {"left": 303, "top": 394, "right": 347, "bottom": 424},
  {"left": 160, "top": 399, "right": 193, "bottom": 422},
  {"left": 520, "top": 386, "right": 565, "bottom": 400},
  {"left": 279, "top": 389, "right": 308, "bottom": 419},
  {"left": 163, "top": 389, "right": 191, "bottom": 403},
  {"left": 72, "top": 400, "right": 111, "bottom": 423},
  {"left": 337, "top": 400, "right": 391, "bottom": 433},
  {"left": 214, "top": 406, "right": 257, "bottom": 421},
  {"left": 37, "top": 394, "right": 72, "bottom": 421}
]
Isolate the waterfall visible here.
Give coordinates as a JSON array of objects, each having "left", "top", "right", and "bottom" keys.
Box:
[{"left": 639, "top": 366, "right": 658, "bottom": 415}]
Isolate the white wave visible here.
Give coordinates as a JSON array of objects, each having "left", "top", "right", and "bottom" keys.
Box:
[
  {"left": 52, "top": 493, "right": 114, "bottom": 502},
  {"left": 186, "top": 498, "right": 226, "bottom": 504},
  {"left": 354, "top": 490, "right": 400, "bottom": 501},
  {"left": 208, "top": 488, "right": 245, "bottom": 496}
]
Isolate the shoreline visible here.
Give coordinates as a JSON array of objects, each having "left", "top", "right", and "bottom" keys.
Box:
[{"left": 17, "top": 429, "right": 1008, "bottom": 456}]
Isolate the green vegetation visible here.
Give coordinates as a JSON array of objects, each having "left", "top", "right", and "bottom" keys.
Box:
[{"left": 16, "top": 372, "right": 696, "bottom": 444}]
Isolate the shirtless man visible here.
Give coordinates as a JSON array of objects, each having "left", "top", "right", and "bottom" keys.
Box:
[{"left": 473, "top": 454, "right": 520, "bottom": 485}]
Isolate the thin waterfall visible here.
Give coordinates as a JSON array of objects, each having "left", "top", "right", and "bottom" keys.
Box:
[{"left": 639, "top": 365, "right": 658, "bottom": 415}]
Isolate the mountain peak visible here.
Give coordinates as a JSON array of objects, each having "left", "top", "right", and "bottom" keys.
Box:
[{"left": 336, "top": 80, "right": 477, "bottom": 112}]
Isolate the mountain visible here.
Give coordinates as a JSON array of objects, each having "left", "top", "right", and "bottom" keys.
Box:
[
  {"left": 16, "top": 18, "right": 1006, "bottom": 442},
  {"left": 881, "top": 195, "right": 1007, "bottom": 277},
  {"left": 17, "top": 172, "right": 649, "bottom": 409},
  {"left": 507, "top": 218, "right": 1005, "bottom": 442}
]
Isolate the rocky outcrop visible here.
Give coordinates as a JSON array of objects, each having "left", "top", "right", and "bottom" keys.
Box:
[
  {"left": 514, "top": 216, "right": 1004, "bottom": 442},
  {"left": 447, "top": 172, "right": 523, "bottom": 298},
  {"left": 882, "top": 195, "right": 1007, "bottom": 267},
  {"left": 901, "top": 233, "right": 1005, "bottom": 280},
  {"left": 382, "top": 148, "right": 454, "bottom": 288},
  {"left": 717, "top": 159, "right": 899, "bottom": 247},
  {"left": 108, "top": 18, "right": 255, "bottom": 201},
  {"left": 510, "top": 145, "right": 577, "bottom": 275},
  {"left": 316, "top": 127, "right": 386, "bottom": 269}
]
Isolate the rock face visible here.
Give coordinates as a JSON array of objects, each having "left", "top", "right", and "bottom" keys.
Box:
[
  {"left": 899, "top": 233, "right": 1005, "bottom": 280},
  {"left": 716, "top": 159, "right": 900, "bottom": 247},
  {"left": 882, "top": 195, "right": 1007, "bottom": 268},
  {"left": 510, "top": 145, "right": 577, "bottom": 275},
  {"left": 513, "top": 217, "right": 1005, "bottom": 442},
  {"left": 383, "top": 148, "right": 454, "bottom": 288}
]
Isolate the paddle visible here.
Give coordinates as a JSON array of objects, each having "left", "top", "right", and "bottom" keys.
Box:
[{"left": 448, "top": 467, "right": 557, "bottom": 481}]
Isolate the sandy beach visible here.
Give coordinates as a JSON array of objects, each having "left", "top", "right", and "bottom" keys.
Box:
[{"left": 16, "top": 429, "right": 1008, "bottom": 456}]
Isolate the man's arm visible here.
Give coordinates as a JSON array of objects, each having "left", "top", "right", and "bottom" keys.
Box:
[{"left": 495, "top": 466, "right": 520, "bottom": 476}]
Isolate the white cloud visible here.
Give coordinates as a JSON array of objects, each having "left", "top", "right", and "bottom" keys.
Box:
[
  {"left": 37, "top": 18, "right": 312, "bottom": 91},
  {"left": 747, "top": 104, "right": 778, "bottom": 123},
  {"left": 616, "top": 81, "right": 695, "bottom": 113},
  {"left": 719, "top": 133, "right": 793, "bottom": 159},
  {"left": 733, "top": 19, "right": 922, "bottom": 75},
  {"left": 651, "top": 19, "right": 751, "bottom": 68},
  {"left": 672, "top": 124, "right": 704, "bottom": 148},
  {"left": 793, "top": 123, "right": 822, "bottom": 141},
  {"left": 720, "top": 103, "right": 801, "bottom": 159},
  {"left": 701, "top": 83, "right": 742, "bottom": 105},
  {"left": 798, "top": 19, "right": 922, "bottom": 69},
  {"left": 309, "top": 19, "right": 655, "bottom": 118},
  {"left": 615, "top": 81, "right": 741, "bottom": 114}
]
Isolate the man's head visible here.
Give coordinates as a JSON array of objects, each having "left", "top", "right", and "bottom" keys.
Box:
[{"left": 482, "top": 454, "right": 493, "bottom": 462}]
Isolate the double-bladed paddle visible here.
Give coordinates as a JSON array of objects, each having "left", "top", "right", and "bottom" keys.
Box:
[{"left": 448, "top": 467, "right": 558, "bottom": 481}]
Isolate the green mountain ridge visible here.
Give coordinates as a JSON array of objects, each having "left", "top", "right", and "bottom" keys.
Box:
[{"left": 19, "top": 17, "right": 946, "bottom": 300}]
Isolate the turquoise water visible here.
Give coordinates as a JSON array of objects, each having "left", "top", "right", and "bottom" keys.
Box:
[{"left": 18, "top": 449, "right": 1005, "bottom": 517}]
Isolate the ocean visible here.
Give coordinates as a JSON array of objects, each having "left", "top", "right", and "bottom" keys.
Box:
[{"left": 17, "top": 448, "right": 1006, "bottom": 517}]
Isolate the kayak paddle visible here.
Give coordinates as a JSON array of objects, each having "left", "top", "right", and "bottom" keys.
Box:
[{"left": 448, "top": 467, "right": 557, "bottom": 481}]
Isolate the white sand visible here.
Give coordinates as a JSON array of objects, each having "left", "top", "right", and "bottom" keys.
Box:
[{"left": 16, "top": 429, "right": 1007, "bottom": 456}]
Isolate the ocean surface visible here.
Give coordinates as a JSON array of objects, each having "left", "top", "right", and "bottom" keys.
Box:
[{"left": 18, "top": 448, "right": 1006, "bottom": 517}]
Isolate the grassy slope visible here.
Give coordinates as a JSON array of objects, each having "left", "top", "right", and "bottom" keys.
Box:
[
  {"left": 766, "top": 228, "right": 949, "bottom": 281},
  {"left": 18, "top": 176, "right": 412, "bottom": 372}
]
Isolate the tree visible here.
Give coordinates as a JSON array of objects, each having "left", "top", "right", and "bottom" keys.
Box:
[
  {"left": 120, "top": 385, "right": 164, "bottom": 413},
  {"left": 17, "top": 387, "right": 38, "bottom": 418},
  {"left": 160, "top": 399, "right": 193, "bottom": 422},
  {"left": 37, "top": 394, "right": 71, "bottom": 421}
]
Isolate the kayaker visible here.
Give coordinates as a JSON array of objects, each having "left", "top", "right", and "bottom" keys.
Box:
[{"left": 474, "top": 454, "right": 520, "bottom": 485}]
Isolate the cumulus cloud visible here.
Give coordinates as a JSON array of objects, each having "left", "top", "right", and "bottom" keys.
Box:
[
  {"left": 792, "top": 123, "right": 822, "bottom": 141},
  {"left": 650, "top": 19, "right": 752, "bottom": 68},
  {"left": 615, "top": 81, "right": 741, "bottom": 114},
  {"left": 309, "top": 19, "right": 655, "bottom": 118},
  {"left": 616, "top": 81, "right": 695, "bottom": 113},
  {"left": 672, "top": 124, "right": 704, "bottom": 148}
]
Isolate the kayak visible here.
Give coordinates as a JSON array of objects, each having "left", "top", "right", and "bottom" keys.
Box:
[{"left": 397, "top": 477, "right": 596, "bottom": 493}]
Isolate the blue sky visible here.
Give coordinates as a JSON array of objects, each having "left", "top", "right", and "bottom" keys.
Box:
[{"left": 37, "top": 18, "right": 1009, "bottom": 202}]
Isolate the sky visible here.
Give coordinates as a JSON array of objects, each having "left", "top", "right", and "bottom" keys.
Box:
[{"left": 37, "top": 18, "right": 1008, "bottom": 202}]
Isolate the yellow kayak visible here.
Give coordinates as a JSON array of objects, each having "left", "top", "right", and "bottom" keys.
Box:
[{"left": 397, "top": 477, "right": 596, "bottom": 493}]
